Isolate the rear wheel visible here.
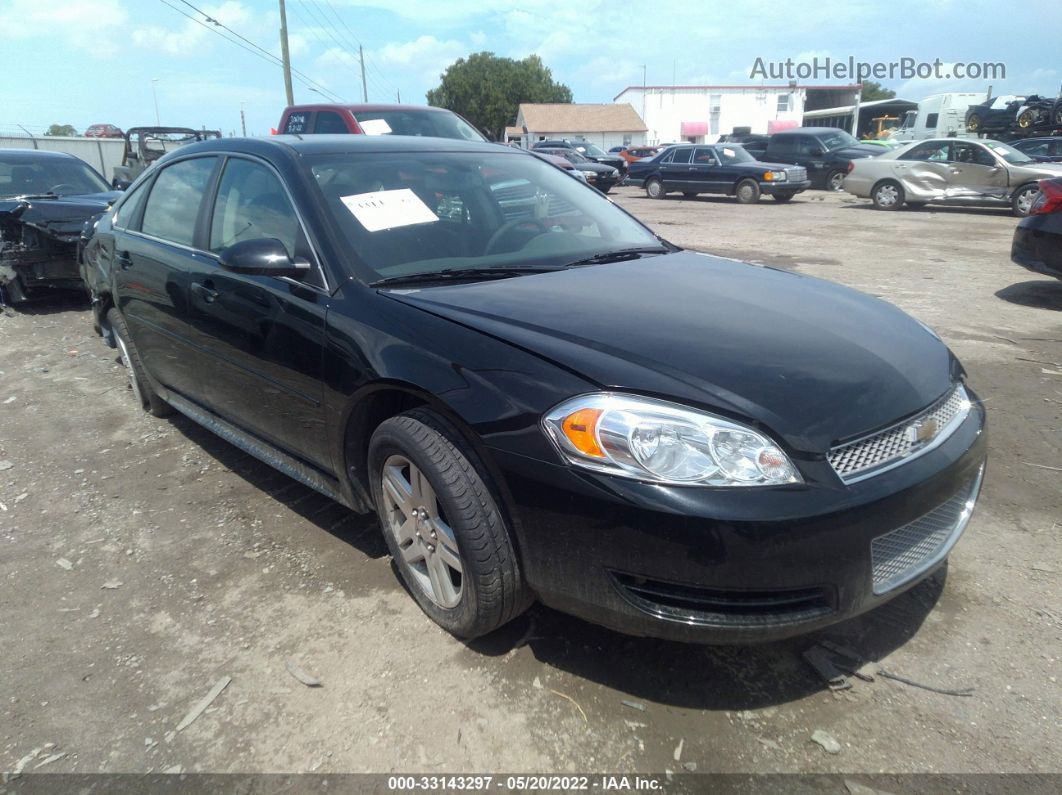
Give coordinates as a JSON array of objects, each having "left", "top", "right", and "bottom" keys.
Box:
[
  {"left": 1011, "top": 183, "right": 1041, "bottom": 217},
  {"left": 826, "top": 170, "right": 846, "bottom": 192},
  {"left": 966, "top": 113, "right": 982, "bottom": 132},
  {"left": 107, "top": 308, "right": 171, "bottom": 417},
  {"left": 1017, "top": 110, "right": 1035, "bottom": 129},
  {"left": 872, "top": 180, "right": 904, "bottom": 210},
  {"left": 369, "top": 409, "right": 530, "bottom": 639},
  {"left": 645, "top": 178, "right": 666, "bottom": 199},
  {"left": 735, "top": 179, "right": 761, "bottom": 204}
]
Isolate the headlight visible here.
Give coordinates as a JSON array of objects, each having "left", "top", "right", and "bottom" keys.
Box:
[
  {"left": 542, "top": 393, "right": 801, "bottom": 486},
  {"left": 580, "top": 170, "right": 596, "bottom": 178},
  {"left": 763, "top": 170, "right": 787, "bottom": 181}
]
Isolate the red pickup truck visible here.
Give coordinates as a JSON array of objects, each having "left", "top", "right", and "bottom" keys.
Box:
[{"left": 276, "top": 103, "right": 486, "bottom": 141}]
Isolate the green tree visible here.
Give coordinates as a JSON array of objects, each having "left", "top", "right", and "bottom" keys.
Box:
[
  {"left": 860, "top": 80, "right": 896, "bottom": 101},
  {"left": 44, "top": 124, "right": 78, "bottom": 137},
  {"left": 427, "top": 52, "right": 572, "bottom": 141}
]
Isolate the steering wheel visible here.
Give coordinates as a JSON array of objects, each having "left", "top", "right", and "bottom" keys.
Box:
[
  {"left": 484, "top": 219, "right": 547, "bottom": 255},
  {"left": 47, "top": 184, "right": 80, "bottom": 194}
]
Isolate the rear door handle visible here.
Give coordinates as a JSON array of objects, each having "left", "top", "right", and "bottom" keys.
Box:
[
  {"left": 116, "top": 251, "right": 133, "bottom": 270},
  {"left": 191, "top": 281, "right": 218, "bottom": 304}
]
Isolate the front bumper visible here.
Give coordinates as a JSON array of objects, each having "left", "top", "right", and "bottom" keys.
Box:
[
  {"left": 1012, "top": 215, "right": 1062, "bottom": 280},
  {"left": 493, "top": 398, "right": 987, "bottom": 644}
]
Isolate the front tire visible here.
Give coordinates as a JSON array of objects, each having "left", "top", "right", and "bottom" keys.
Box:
[
  {"left": 107, "top": 308, "right": 171, "bottom": 417},
  {"left": 369, "top": 409, "right": 530, "bottom": 639},
  {"left": 645, "top": 178, "right": 666, "bottom": 199},
  {"left": 825, "top": 170, "right": 846, "bottom": 192},
  {"left": 735, "top": 179, "right": 761, "bottom": 204},
  {"left": 1011, "top": 183, "right": 1041, "bottom": 217},
  {"left": 872, "top": 180, "right": 904, "bottom": 211}
]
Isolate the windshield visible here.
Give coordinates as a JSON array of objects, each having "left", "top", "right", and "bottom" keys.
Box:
[
  {"left": 819, "top": 130, "right": 859, "bottom": 150},
  {"left": 983, "top": 140, "right": 1033, "bottom": 165},
  {"left": 714, "top": 145, "right": 755, "bottom": 164},
  {"left": 308, "top": 150, "right": 661, "bottom": 283},
  {"left": 0, "top": 155, "right": 109, "bottom": 198},
  {"left": 572, "top": 142, "right": 608, "bottom": 158},
  {"left": 351, "top": 110, "right": 486, "bottom": 142}
]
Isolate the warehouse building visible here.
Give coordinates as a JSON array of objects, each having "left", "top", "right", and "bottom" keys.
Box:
[{"left": 508, "top": 103, "right": 647, "bottom": 149}]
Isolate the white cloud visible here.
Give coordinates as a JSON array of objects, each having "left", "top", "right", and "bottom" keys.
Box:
[
  {"left": 132, "top": 1, "right": 255, "bottom": 57},
  {"left": 0, "top": 0, "right": 129, "bottom": 53}
]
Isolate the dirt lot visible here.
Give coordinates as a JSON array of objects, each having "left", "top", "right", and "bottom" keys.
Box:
[{"left": 1, "top": 189, "right": 1059, "bottom": 777}]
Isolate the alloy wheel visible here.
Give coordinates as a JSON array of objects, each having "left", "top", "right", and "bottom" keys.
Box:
[
  {"left": 115, "top": 334, "right": 145, "bottom": 409},
  {"left": 829, "top": 172, "right": 845, "bottom": 191},
  {"left": 381, "top": 454, "right": 463, "bottom": 608}
]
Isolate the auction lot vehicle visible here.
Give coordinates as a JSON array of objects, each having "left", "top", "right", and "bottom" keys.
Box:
[
  {"left": 965, "top": 95, "right": 1027, "bottom": 135},
  {"left": 112, "top": 127, "right": 221, "bottom": 190},
  {"left": 531, "top": 151, "right": 589, "bottom": 182},
  {"left": 277, "top": 103, "right": 486, "bottom": 141},
  {"left": 618, "top": 145, "right": 664, "bottom": 164},
  {"left": 845, "top": 137, "right": 1062, "bottom": 216},
  {"left": 82, "top": 135, "right": 987, "bottom": 644},
  {"left": 84, "top": 123, "right": 124, "bottom": 139},
  {"left": 534, "top": 146, "right": 619, "bottom": 192},
  {"left": 889, "top": 93, "right": 984, "bottom": 142},
  {"left": 762, "top": 128, "right": 882, "bottom": 191},
  {"left": 1011, "top": 137, "right": 1062, "bottom": 163},
  {"left": 717, "top": 133, "right": 770, "bottom": 159},
  {"left": 626, "top": 144, "right": 810, "bottom": 203},
  {"left": 0, "top": 149, "right": 119, "bottom": 303},
  {"left": 531, "top": 140, "right": 627, "bottom": 175},
  {"left": 1011, "top": 177, "right": 1062, "bottom": 279}
]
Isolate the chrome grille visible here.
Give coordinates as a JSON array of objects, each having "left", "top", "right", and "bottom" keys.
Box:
[
  {"left": 786, "top": 167, "right": 807, "bottom": 182},
  {"left": 828, "top": 386, "right": 970, "bottom": 483},
  {"left": 871, "top": 469, "right": 982, "bottom": 593}
]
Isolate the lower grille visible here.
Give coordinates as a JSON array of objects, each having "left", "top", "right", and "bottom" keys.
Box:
[
  {"left": 610, "top": 573, "right": 834, "bottom": 628},
  {"left": 870, "top": 467, "right": 983, "bottom": 594}
]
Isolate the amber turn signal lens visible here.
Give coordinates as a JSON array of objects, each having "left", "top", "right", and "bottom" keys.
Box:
[
  {"left": 763, "top": 171, "right": 774, "bottom": 181},
  {"left": 561, "top": 408, "right": 605, "bottom": 457}
]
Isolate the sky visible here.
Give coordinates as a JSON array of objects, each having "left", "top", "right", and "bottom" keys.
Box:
[{"left": 2, "top": 0, "right": 1060, "bottom": 138}]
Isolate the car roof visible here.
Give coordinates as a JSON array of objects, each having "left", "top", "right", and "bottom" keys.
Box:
[
  {"left": 164, "top": 134, "right": 517, "bottom": 160},
  {"left": 0, "top": 148, "right": 80, "bottom": 161},
  {"left": 285, "top": 103, "right": 451, "bottom": 114}
]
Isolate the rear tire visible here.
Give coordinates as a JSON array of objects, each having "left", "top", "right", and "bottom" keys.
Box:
[
  {"left": 106, "top": 307, "right": 171, "bottom": 417},
  {"left": 1011, "top": 183, "right": 1041, "bottom": 217},
  {"left": 872, "top": 180, "right": 905, "bottom": 211},
  {"left": 735, "top": 179, "right": 761, "bottom": 204},
  {"left": 826, "top": 170, "right": 846, "bottom": 192},
  {"left": 645, "top": 178, "right": 666, "bottom": 199},
  {"left": 368, "top": 408, "right": 530, "bottom": 639}
]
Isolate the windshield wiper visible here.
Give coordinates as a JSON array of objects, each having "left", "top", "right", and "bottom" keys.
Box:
[
  {"left": 371, "top": 266, "right": 559, "bottom": 287},
  {"left": 561, "top": 247, "right": 671, "bottom": 268},
  {"left": 15, "top": 192, "right": 60, "bottom": 200}
]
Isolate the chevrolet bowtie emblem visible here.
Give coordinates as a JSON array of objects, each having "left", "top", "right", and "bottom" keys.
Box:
[{"left": 906, "top": 417, "right": 939, "bottom": 445}]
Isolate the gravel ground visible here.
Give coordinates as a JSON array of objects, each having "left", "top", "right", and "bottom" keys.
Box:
[{"left": 1, "top": 188, "right": 1059, "bottom": 777}]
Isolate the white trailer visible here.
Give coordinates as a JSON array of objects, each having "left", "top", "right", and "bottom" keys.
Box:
[{"left": 887, "top": 92, "right": 987, "bottom": 141}]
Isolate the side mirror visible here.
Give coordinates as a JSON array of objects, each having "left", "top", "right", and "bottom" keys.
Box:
[{"left": 218, "top": 238, "right": 309, "bottom": 279}]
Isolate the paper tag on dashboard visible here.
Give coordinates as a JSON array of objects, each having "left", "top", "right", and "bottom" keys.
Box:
[
  {"left": 358, "top": 118, "right": 392, "bottom": 135},
  {"left": 340, "top": 188, "right": 438, "bottom": 232}
]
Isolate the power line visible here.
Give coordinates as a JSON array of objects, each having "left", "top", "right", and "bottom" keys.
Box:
[
  {"left": 159, "top": 0, "right": 345, "bottom": 102},
  {"left": 319, "top": 0, "right": 398, "bottom": 96},
  {"left": 297, "top": 0, "right": 393, "bottom": 100},
  {"left": 289, "top": 1, "right": 375, "bottom": 95}
]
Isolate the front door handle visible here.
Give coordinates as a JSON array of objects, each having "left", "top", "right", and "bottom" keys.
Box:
[
  {"left": 191, "top": 281, "right": 218, "bottom": 304},
  {"left": 116, "top": 251, "right": 133, "bottom": 270}
]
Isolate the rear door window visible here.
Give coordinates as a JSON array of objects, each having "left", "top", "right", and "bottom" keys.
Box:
[
  {"left": 283, "top": 112, "right": 311, "bottom": 134},
  {"left": 668, "top": 147, "right": 693, "bottom": 164},
  {"left": 140, "top": 157, "right": 217, "bottom": 247}
]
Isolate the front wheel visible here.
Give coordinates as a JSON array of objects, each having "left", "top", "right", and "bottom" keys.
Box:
[
  {"left": 735, "top": 179, "right": 761, "bottom": 204},
  {"left": 369, "top": 409, "right": 530, "bottom": 639},
  {"left": 872, "top": 180, "right": 904, "bottom": 210},
  {"left": 645, "top": 178, "right": 666, "bottom": 199},
  {"left": 966, "top": 113, "right": 982, "bottom": 132},
  {"left": 1017, "top": 110, "right": 1035, "bottom": 129},
  {"left": 826, "top": 170, "right": 846, "bottom": 192},
  {"left": 1011, "top": 183, "right": 1041, "bottom": 217}
]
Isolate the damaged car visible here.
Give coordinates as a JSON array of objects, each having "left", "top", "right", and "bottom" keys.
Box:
[
  {"left": 844, "top": 138, "right": 1062, "bottom": 216},
  {"left": 1, "top": 149, "right": 119, "bottom": 303},
  {"left": 112, "top": 127, "right": 221, "bottom": 190}
]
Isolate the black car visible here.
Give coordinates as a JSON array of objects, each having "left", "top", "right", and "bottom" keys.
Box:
[
  {"left": 625, "top": 144, "right": 810, "bottom": 203},
  {"left": 534, "top": 147, "right": 620, "bottom": 193},
  {"left": 965, "top": 96, "right": 1028, "bottom": 135},
  {"left": 762, "top": 128, "right": 883, "bottom": 191},
  {"left": 82, "top": 134, "right": 986, "bottom": 644},
  {"left": 1010, "top": 137, "right": 1062, "bottom": 163},
  {"left": 532, "top": 140, "right": 627, "bottom": 175},
  {"left": 0, "top": 149, "right": 119, "bottom": 303},
  {"left": 717, "top": 133, "right": 770, "bottom": 159},
  {"left": 1012, "top": 177, "right": 1062, "bottom": 279}
]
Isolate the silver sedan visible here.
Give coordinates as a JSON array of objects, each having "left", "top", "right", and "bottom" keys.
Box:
[{"left": 844, "top": 138, "right": 1062, "bottom": 216}]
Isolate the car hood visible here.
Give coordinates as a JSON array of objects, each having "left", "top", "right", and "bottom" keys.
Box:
[
  {"left": 834, "top": 144, "right": 885, "bottom": 158},
  {"left": 384, "top": 252, "right": 958, "bottom": 453},
  {"left": 588, "top": 154, "right": 626, "bottom": 166},
  {"left": 0, "top": 191, "right": 119, "bottom": 242},
  {"left": 575, "top": 161, "right": 618, "bottom": 174}
]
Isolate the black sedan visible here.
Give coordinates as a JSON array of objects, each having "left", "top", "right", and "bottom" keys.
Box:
[
  {"left": 1, "top": 149, "right": 119, "bottom": 303},
  {"left": 532, "top": 140, "right": 627, "bottom": 175},
  {"left": 81, "top": 134, "right": 986, "bottom": 644},
  {"left": 534, "top": 146, "right": 620, "bottom": 192},
  {"left": 1012, "top": 177, "right": 1062, "bottom": 279},
  {"left": 626, "top": 144, "right": 811, "bottom": 203}
]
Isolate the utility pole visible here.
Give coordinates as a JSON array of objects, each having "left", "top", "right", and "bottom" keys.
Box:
[
  {"left": 278, "top": 0, "right": 294, "bottom": 106},
  {"left": 151, "top": 78, "right": 161, "bottom": 125},
  {"left": 359, "top": 45, "right": 368, "bottom": 102},
  {"left": 396, "top": 89, "right": 401, "bottom": 103},
  {"left": 240, "top": 102, "right": 247, "bottom": 136}
]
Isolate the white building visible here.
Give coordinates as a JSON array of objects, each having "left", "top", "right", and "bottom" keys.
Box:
[
  {"left": 509, "top": 103, "right": 647, "bottom": 150},
  {"left": 614, "top": 84, "right": 861, "bottom": 144}
]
